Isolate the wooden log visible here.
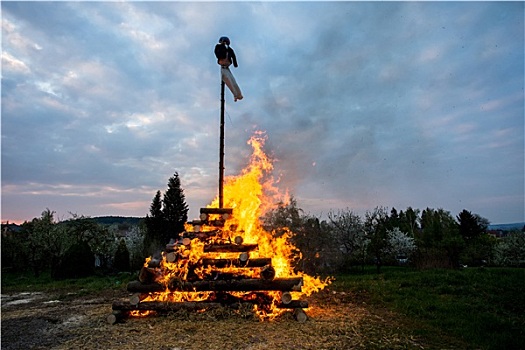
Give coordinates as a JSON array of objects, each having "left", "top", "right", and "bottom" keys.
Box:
[
  {"left": 278, "top": 300, "right": 308, "bottom": 309},
  {"left": 113, "top": 300, "right": 222, "bottom": 312},
  {"left": 204, "top": 244, "right": 258, "bottom": 253},
  {"left": 169, "top": 278, "right": 302, "bottom": 292},
  {"left": 138, "top": 266, "right": 156, "bottom": 284},
  {"left": 170, "top": 277, "right": 303, "bottom": 292},
  {"left": 166, "top": 238, "right": 177, "bottom": 250},
  {"left": 200, "top": 207, "right": 233, "bottom": 215},
  {"left": 127, "top": 277, "right": 303, "bottom": 293},
  {"left": 239, "top": 252, "right": 249, "bottom": 265},
  {"left": 293, "top": 308, "right": 308, "bottom": 323},
  {"left": 107, "top": 310, "right": 126, "bottom": 325},
  {"left": 129, "top": 293, "right": 147, "bottom": 305},
  {"left": 200, "top": 257, "right": 271, "bottom": 268},
  {"left": 166, "top": 237, "right": 190, "bottom": 250},
  {"left": 127, "top": 280, "right": 165, "bottom": 293},
  {"left": 182, "top": 230, "right": 219, "bottom": 237},
  {"left": 281, "top": 291, "right": 292, "bottom": 305},
  {"left": 260, "top": 265, "right": 276, "bottom": 281},
  {"left": 206, "top": 272, "right": 253, "bottom": 281},
  {"left": 187, "top": 220, "right": 225, "bottom": 227},
  {"left": 112, "top": 300, "right": 308, "bottom": 312},
  {"left": 165, "top": 251, "right": 177, "bottom": 263},
  {"left": 147, "top": 258, "right": 161, "bottom": 268}
]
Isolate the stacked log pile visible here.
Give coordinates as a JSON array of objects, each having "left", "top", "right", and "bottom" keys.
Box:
[{"left": 110, "top": 207, "right": 309, "bottom": 323}]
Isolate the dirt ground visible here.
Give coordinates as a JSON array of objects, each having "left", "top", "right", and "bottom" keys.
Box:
[{"left": 1, "top": 288, "right": 463, "bottom": 350}]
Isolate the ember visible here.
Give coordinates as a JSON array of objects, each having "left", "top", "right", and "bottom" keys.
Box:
[{"left": 110, "top": 133, "right": 331, "bottom": 323}]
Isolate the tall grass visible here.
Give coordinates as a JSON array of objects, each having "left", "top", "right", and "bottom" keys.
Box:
[{"left": 335, "top": 267, "right": 525, "bottom": 350}]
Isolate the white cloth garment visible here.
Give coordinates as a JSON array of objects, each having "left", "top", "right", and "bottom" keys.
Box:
[{"left": 221, "top": 66, "right": 243, "bottom": 102}]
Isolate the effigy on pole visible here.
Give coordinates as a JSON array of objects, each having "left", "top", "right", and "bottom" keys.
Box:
[{"left": 214, "top": 36, "right": 243, "bottom": 208}]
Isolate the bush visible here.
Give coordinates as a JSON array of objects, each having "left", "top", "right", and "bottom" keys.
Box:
[{"left": 53, "top": 240, "right": 95, "bottom": 279}]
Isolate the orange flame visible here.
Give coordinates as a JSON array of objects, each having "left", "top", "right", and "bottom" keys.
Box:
[{"left": 136, "top": 131, "right": 331, "bottom": 320}]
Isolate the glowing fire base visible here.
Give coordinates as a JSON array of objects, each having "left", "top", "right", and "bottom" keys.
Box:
[{"left": 109, "top": 207, "right": 309, "bottom": 323}]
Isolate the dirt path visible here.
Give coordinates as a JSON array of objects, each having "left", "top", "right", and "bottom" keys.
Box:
[{"left": 1, "top": 288, "right": 460, "bottom": 349}]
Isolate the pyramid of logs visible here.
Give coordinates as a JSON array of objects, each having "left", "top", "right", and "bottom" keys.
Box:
[{"left": 108, "top": 207, "right": 308, "bottom": 324}]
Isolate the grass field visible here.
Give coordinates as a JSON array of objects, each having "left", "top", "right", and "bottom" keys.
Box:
[
  {"left": 334, "top": 267, "right": 525, "bottom": 350},
  {"left": 2, "top": 267, "right": 524, "bottom": 349},
  {"left": 1, "top": 270, "right": 135, "bottom": 296}
]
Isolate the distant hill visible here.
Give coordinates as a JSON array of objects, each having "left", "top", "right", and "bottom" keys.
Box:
[
  {"left": 92, "top": 216, "right": 144, "bottom": 226},
  {"left": 488, "top": 223, "right": 524, "bottom": 231}
]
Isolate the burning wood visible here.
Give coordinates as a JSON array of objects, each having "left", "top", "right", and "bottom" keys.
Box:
[
  {"left": 203, "top": 243, "right": 259, "bottom": 253},
  {"left": 109, "top": 134, "right": 331, "bottom": 323},
  {"left": 112, "top": 300, "right": 309, "bottom": 312},
  {"left": 260, "top": 265, "right": 276, "bottom": 280},
  {"left": 127, "top": 277, "right": 303, "bottom": 293},
  {"left": 201, "top": 257, "right": 271, "bottom": 268}
]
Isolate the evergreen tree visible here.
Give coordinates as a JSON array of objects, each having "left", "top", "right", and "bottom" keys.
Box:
[
  {"left": 457, "top": 209, "right": 492, "bottom": 266},
  {"left": 144, "top": 173, "right": 189, "bottom": 254},
  {"left": 457, "top": 209, "right": 485, "bottom": 242},
  {"left": 162, "top": 172, "right": 189, "bottom": 242},
  {"left": 389, "top": 207, "right": 400, "bottom": 230},
  {"left": 144, "top": 190, "right": 164, "bottom": 254}
]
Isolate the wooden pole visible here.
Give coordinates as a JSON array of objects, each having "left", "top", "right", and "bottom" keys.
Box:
[{"left": 219, "top": 79, "right": 225, "bottom": 209}]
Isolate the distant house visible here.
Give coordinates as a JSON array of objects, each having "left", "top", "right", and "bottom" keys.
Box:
[
  {"left": 1, "top": 222, "right": 22, "bottom": 238},
  {"left": 487, "top": 230, "right": 506, "bottom": 239}
]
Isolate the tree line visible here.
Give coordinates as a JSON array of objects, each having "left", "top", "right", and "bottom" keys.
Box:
[
  {"left": 263, "top": 198, "right": 524, "bottom": 274},
  {"left": 2, "top": 172, "right": 524, "bottom": 279}
]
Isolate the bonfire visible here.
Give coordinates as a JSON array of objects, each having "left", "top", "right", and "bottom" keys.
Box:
[{"left": 109, "top": 132, "right": 331, "bottom": 323}]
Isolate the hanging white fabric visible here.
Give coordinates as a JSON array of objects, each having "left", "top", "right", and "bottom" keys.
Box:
[{"left": 221, "top": 66, "right": 243, "bottom": 102}]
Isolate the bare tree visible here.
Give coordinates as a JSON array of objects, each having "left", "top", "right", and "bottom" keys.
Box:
[{"left": 328, "top": 209, "right": 368, "bottom": 271}]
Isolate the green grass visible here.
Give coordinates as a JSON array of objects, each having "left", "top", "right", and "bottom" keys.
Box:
[
  {"left": 333, "top": 267, "right": 525, "bottom": 350},
  {"left": 2, "top": 267, "right": 524, "bottom": 349},
  {"left": 1, "top": 270, "right": 135, "bottom": 296}
]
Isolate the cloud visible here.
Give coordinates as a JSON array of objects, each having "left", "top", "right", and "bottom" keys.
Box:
[{"left": 1, "top": 1, "right": 523, "bottom": 224}]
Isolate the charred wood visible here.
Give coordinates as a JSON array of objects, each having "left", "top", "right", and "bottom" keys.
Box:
[
  {"left": 168, "top": 277, "right": 302, "bottom": 292},
  {"left": 112, "top": 300, "right": 308, "bottom": 312},
  {"left": 188, "top": 220, "right": 225, "bottom": 227},
  {"left": 127, "top": 280, "right": 165, "bottom": 293},
  {"left": 204, "top": 243, "right": 258, "bottom": 253},
  {"left": 113, "top": 300, "right": 222, "bottom": 312},
  {"left": 127, "top": 277, "right": 303, "bottom": 293},
  {"left": 200, "top": 257, "right": 271, "bottom": 268},
  {"left": 147, "top": 258, "right": 161, "bottom": 268},
  {"left": 260, "top": 265, "right": 276, "bottom": 280},
  {"left": 279, "top": 300, "right": 308, "bottom": 309}
]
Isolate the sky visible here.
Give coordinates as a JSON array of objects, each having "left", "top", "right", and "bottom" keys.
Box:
[{"left": 1, "top": 1, "right": 524, "bottom": 225}]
